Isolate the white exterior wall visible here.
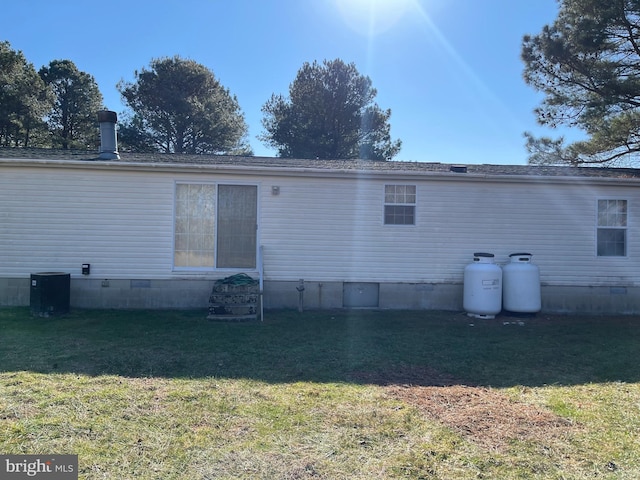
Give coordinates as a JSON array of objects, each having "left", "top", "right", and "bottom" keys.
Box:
[
  {"left": 1, "top": 161, "right": 639, "bottom": 291},
  {"left": 260, "top": 175, "right": 640, "bottom": 287},
  {"left": 1, "top": 166, "right": 175, "bottom": 279}
]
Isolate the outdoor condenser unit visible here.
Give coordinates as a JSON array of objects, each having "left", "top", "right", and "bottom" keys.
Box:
[{"left": 30, "top": 272, "right": 70, "bottom": 317}]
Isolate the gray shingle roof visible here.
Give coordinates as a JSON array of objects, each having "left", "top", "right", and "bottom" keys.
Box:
[{"left": 2, "top": 147, "right": 640, "bottom": 179}]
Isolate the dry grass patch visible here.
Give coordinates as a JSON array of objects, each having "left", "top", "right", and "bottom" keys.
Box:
[
  {"left": 388, "top": 383, "right": 575, "bottom": 451},
  {"left": 352, "top": 365, "right": 577, "bottom": 451}
]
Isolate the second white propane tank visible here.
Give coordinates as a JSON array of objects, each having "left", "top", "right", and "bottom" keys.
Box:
[{"left": 502, "top": 253, "right": 541, "bottom": 313}]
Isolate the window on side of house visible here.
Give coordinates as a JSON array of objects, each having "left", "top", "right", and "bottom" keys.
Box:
[
  {"left": 174, "top": 183, "right": 257, "bottom": 269},
  {"left": 384, "top": 184, "right": 416, "bottom": 225},
  {"left": 597, "top": 199, "right": 627, "bottom": 257}
]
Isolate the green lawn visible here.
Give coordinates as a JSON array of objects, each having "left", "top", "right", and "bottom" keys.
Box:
[{"left": 1, "top": 307, "right": 639, "bottom": 479}]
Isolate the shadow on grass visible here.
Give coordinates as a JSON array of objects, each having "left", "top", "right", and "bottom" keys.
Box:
[{"left": 1, "top": 307, "right": 639, "bottom": 387}]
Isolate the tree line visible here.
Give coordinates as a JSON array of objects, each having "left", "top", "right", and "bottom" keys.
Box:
[
  {"left": 5, "top": 0, "right": 640, "bottom": 166},
  {"left": 0, "top": 41, "right": 401, "bottom": 161},
  {"left": 0, "top": 46, "right": 102, "bottom": 151}
]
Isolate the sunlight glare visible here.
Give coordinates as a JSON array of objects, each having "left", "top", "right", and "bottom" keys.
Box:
[{"left": 335, "top": 0, "right": 414, "bottom": 35}]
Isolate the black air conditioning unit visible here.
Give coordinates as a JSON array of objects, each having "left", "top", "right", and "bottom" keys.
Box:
[{"left": 30, "top": 272, "right": 70, "bottom": 317}]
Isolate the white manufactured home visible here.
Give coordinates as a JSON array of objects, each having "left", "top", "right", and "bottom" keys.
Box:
[{"left": 1, "top": 142, "right": 640, "bottom": 314}]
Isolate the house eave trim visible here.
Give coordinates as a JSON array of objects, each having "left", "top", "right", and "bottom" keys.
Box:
[{"left": 1, "top": 158, "right": 639, "bottom": 186}]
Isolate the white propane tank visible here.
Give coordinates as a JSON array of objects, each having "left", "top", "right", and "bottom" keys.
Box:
[
  {"left": 502, "top": 253, "right": 541, "bottom": 313},
  {"left": 463, "top": 252, "right": 502, "bottom": 319}
]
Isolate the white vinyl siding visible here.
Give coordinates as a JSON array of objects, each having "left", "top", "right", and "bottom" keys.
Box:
[
  {"left": 0, "top": 167, "right": 175, "bottom": 279},
  {"left": 259, "top": 177, "right": 640, "bottom": 286},
  {"left": 2, "top": 162, "right": 640, "bottom": 289}
]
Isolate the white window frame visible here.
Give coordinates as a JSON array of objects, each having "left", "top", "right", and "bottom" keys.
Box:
[
  {"left": 383, "top": 184, "right": 416, "bottom": 226},
  {"left": 596, "top": 198, "right": 628, "bottom": 257}
]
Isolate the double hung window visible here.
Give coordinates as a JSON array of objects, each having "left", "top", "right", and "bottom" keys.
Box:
[
  {"left": 384, "top": 184, "right": 416, "bottom": 225},
  {"left": 597, "top": 199, "right": 627, "bottom": 257}
]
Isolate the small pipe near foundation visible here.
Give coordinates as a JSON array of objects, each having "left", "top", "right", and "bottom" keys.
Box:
[{"left": 296, "top": 279, "right": 305, "bottom": 313}]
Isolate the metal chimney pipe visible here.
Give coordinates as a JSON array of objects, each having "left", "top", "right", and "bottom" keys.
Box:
[{"left": 97, "top": 110, "right": 120, "bottom": 160}]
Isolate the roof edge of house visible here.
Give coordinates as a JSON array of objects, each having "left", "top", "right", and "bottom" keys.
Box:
[{"left": 1, "top": 157, "right": 639, "bottom": 186}]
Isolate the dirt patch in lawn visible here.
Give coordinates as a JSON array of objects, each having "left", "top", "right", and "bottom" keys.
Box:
[{"left": 351, "top": 366, "right": 576, "bottom": 451}]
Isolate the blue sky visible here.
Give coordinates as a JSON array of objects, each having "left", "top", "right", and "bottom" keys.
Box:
[{"left": 3, "top": 0, "right": 570, "bottom": 164}]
